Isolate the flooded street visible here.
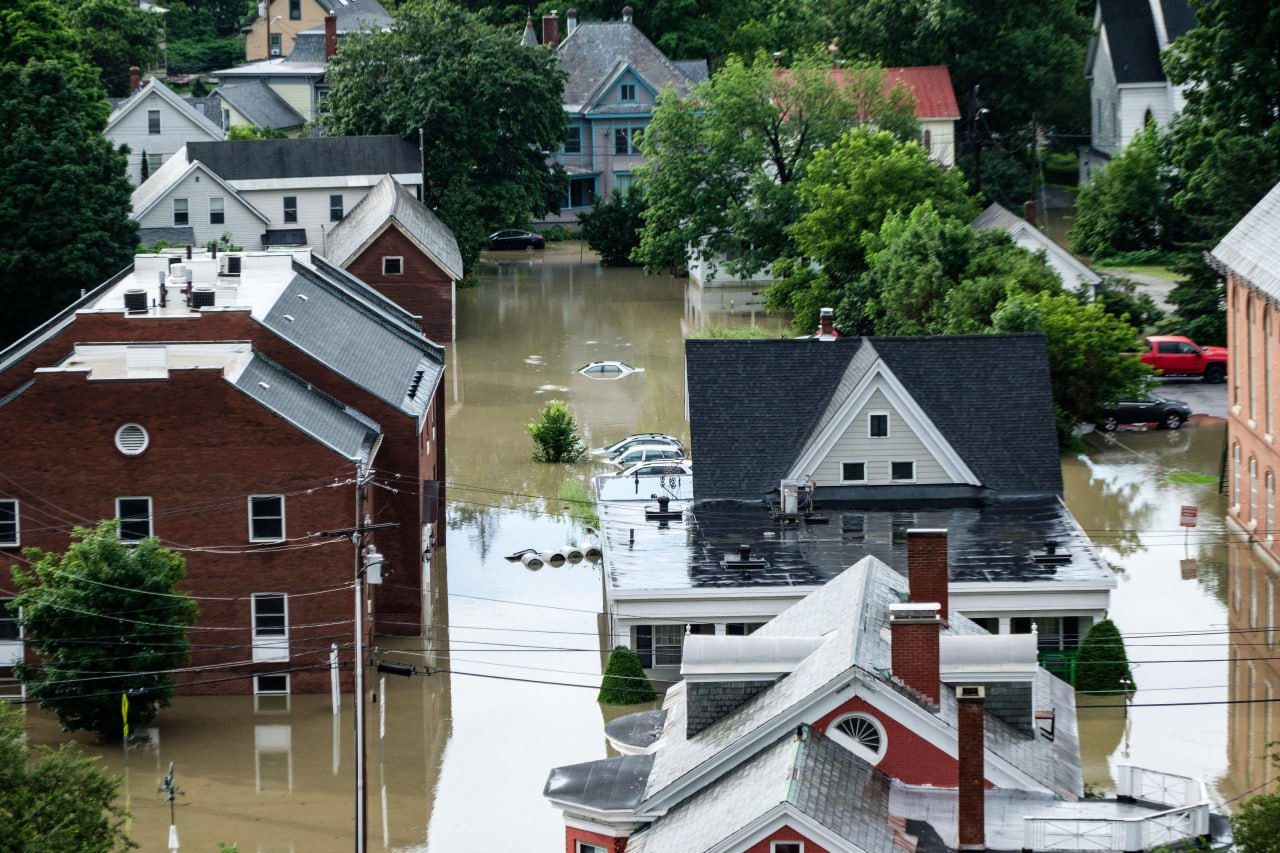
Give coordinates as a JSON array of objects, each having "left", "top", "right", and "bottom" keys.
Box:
[{"left": 20, "top": 245, "right": 1278, "bottom": 849}]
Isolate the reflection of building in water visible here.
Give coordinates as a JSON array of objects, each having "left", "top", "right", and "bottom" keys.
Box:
[{"left": 1227, "top": 541, "right": 1280, "bottom": 799}]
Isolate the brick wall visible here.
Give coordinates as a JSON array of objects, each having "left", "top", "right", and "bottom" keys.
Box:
[
  {"left": 889, "top": 604, "right": 941, "bottom": 706},
  {"left": 0, "top": 368, "right": 363, "bottom": 693},
  {"left": 906, "top": 528, "right": 949, "bottom": 620},
  {"left": 811, "top": 696, "right": 969, "bottom": 787},
  {"left": 564, "top": 825, "right": 627, "bottom": 853},
  {"left": 344, "top": 227, "right": 457, "bottom": 343}
]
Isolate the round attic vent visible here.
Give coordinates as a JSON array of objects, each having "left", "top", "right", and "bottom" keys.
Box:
[{"left": 115, "top": 423, "right": 149, "bottom": 456}]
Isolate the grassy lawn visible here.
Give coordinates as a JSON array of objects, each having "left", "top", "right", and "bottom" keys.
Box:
[{"left": 1098, "top": 264, "right": 1185, "bottom": 282}]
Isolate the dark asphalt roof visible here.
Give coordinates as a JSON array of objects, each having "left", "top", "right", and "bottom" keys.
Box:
[
  {"left": 1160, "top": 0, "right": 1197, "bottom": 39},
  {"left": 543, "top": 753, "right": 653, "bottom": 811},
  {"left": 216, "top": 80, "right": 305, "bottom": 130},
  {"left": 284, "top": 31, "right": 328, "bottom": 64},
  {"left": 138, "top": 226, "right": 196, "bottom": 247},
  {"left": 685, "top": 335, "right": 1061, "bottom": 502},
  {"left": 605, "top": 710, "right": 667, "bottom": 750},
  {"left": 602, "top": 497, "right": 1111, "bottom": 592},
  {"left": 186, "top": 135, "right": 420, "bottom": 181},
  {"left": 1097, "top": 0, "right": 1168, "bottom": 83}
]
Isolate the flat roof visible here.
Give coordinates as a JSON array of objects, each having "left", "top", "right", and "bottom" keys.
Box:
[{"left": 603, "top": 497, "right": 1113, "bottom": 593}]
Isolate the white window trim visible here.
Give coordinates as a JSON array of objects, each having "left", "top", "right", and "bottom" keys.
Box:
[
  {"left": 383, "top": 256, "right": 404, "bottom": 276},
  {"left": 147, "top": 109, "right": 161, "bottom": 134},
  {"left": 840, "top": 461, "right": 867, "bottom": 484},
  {"left": 867, "top": 411, "right": 890, "bottom": 438},
  {"left": 826, "top": 712, "right": 887, "bottom": 766},
  {"left": 770, "top": 842, "right": 805, "bottom": 853},
  {"left": 248, "top": 494, "right": 286, "bottom": 543},
  {"left": 889, "top": 460, "right": 916, "bottom": 483},
  {"left": 0, "top": 499, "right": 18, "bottom": 547},
  {"left": 251, "top": 593, "right": 289, "bottom": 663},
  {"left": 173, "top": 197, "right": 188, "bottom": 226},
  {"left": 253, "top": 672, "right": 291, "bottom": 695},
  {"left": 209, "top": 197, "right": 225, "bottom": 225},
  {"left": 115, "top": 496, "right": 153, "bottom": 542}
]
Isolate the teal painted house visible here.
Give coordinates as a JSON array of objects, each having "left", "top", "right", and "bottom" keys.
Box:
[{"left": 534, "top": 7, "right": 706, "bottom": 225}]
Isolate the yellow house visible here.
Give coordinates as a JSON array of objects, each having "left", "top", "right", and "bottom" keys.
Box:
[{"left": 245, "top": 0, "right": 390, "bottom": 61}]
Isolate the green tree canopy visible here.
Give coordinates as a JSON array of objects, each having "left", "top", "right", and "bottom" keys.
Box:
[
  {"left": 992, "top": 290, "right": 1151, "bottom": 441},
  {"left": 578, "top": 187, "right": 646, "bottom": 266},
  {"left": 831, "top": 0, "right": 1091, "bottom": 133},
  {"left": 599, "top": 645, "right": 656, "bottom": 705},
  {"left": 68, "top": 0, "right": 162, "bottom": 97},
  {"left": 321, "top": 0, "right": 568, "bottom": 272},
  {"left": 1234, "top": 788, "right": 1280, "bottom": 853},
  {"left": 0, "top": 0, "right": 107, "bottom": 122},
  {"left": 771, "top": 127, "right": 977, "bottom": 332},
  {"left": 635, "top": 52, "right": 918, "bottom": 280},
  {"left": 0, "top": 705, "right": 134, "bottom": 851},
  {"left": 9, "top": 520, "right": 198, "bottom": 737},
  {"left": 0, "top": 61, "right": 137, "bottom": 347},
  {"left": 1073, "top": 618, "right": 1136, "bottom": 694},
  {"left": 854, "top": 201, "right": 1062, "bottom": 336}
]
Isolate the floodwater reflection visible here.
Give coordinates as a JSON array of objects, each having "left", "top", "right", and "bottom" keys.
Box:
[{"left": 1064, "top": 420, "right": 1280, "bottom": 806}]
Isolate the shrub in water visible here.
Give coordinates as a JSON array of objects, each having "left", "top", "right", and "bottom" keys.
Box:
[
  {"left": 599, "top": 646, "right": 656, "bottom": 705},
  {"left": 527, "top": 400, "right": 586, "bottom": 463},
  {"left": 1075, "top": 619, "right": 1136, "bottom": 694}
]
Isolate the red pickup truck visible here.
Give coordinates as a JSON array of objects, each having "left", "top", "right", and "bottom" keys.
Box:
[{"left": 1136, "top": 335, "right": 1229, "bottom": 383}]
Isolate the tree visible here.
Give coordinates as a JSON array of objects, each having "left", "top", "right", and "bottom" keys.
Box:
[
  {"left": 1073, "top": 618, "right": 1135, "bottom": 694},
  {"left": 1071, "top": 125, "right": 1184, "bottom": 260},
  {"left": 0, "top": 0, "right": 108, "bottom": 122},
  {"left": 831, "top": 0, "right": 1091, "bottom": 133},
  {"left": 1234, "top": 788, "right": 1280, "bottom": 853},
  {"left": 9, "top": 520, "right": 198, "bottom": 737},
  {"left": 69, "top": 0, "right": 162, "bottom": 97},
  {"left": 1093, "top": 275, "right": 1165, "bottom": 331},
  {"left": 598, "top": 646, "right": 656, "bottom": 705},
  {"left": 527, "top": 400, "right": 587, "bottom": 463},
  {"left": 578, "top": 189, "right": 646, "bottom": 265},
  {"left": 322, "top": 0, "right": 568, "bottom": 272},
  {"left": 992, "top": 290, "right": 1151, "bottom": 442},
  {"left": 0, "top": 61, "right": 138, "bottom": 347},
  {"left": 634, "top": 51, "right": 918, "bottom": 279},
  {"left": 772, "top": 127, "right": 977, "bottom": 332},
  {"left": 226, "top": 123, "right": 287, "bottom": 140},
  {"left": 0, "top": 705, "right": 134, "bottom": 851},
  {"left": 854, "top": 201, "right": 1062, "bottom": 335}
]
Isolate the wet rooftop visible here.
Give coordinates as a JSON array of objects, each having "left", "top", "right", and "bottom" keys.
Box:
[{"left": 602, "top": 496, "right": 1112, "bottom": 592}]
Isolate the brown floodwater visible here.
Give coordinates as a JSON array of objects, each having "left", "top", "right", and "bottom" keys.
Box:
[{"left": 23, "top": 246, "right": 1275, "bottom": 850}]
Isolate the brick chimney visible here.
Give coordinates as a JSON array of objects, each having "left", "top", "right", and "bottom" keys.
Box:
[
  {"left": 129, "top": 66, "right": 141, "bottom": 94},
  {"left": 542, "top": 11, "right": 559, "bottom": 48},
  {"left": 324, "top": 14, "right": 338, "bottom": 59},
  {"left": 907, "top": 528, "right": 949, "bottom": 621},
  {"left": 956, "top": 685, "right": 986, "bottom": 850},
  {"left": 889, "top": 602, "right": 941, "bottom": 706},
  {"left": 622, "top": 4, "right": 633, "bottom": 23},
  {"left": 566, "top": 8, "right": 578, "bottom": 35},
  {"left": 817, "top": 307, "right": 836, "bottom": 340}
]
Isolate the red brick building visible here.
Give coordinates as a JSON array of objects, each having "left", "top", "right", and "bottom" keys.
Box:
[
  {"left": 1214, "top": 181, "right": 1280, "bottom": 555},
  {"left": 323, "top": 174, "right": 463, "bottom": 343},
  {"left": 0, "top": 249, "right": 445, "bottom": 695}
]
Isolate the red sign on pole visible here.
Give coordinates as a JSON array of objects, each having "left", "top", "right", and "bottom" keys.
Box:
[{"left": 1180, "top": 505, "right": 1198, "bottom": 528}]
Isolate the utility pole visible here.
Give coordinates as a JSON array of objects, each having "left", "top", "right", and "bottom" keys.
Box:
[{"left": 967, "top": 85, "right": 983, "bottom": 198}]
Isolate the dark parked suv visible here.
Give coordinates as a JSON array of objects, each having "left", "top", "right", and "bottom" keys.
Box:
[{"left": 1097, "top": 395, "right": 1193, "bottom": 431}]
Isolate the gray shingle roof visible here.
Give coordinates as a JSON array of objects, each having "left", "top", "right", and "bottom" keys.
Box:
[
  {"left": 284, "top": 31, "right": 328, "bottom": 64},
  {"left": 1096, "top": 0, "right": 1167, "bottom": 83},
  {"left": 686, "top": 335, "right": 1061, "bottom": 502},
  {"left": 138, "top": 226, "right": 197, "bottom": 248},
  {"left": 1212, "top": 180, "right": 1280, "bottom": 302},
  {"left": 307, "top": 0, "right": 392, "bottom": 31},
  {"left": 233, "top": 352, "right": 380, "bottom": 460},
  {"left": 557, "top": 21, "right": 700, "bottom": 110},
  {"left": 672, "top": 59, "right": 709, "bottom": 83},
  {"left": 323, "top": 174, "right": 463, "bottom": 280},
  {"left": 216, "top": 80, "right": 305, "bottom": 130},
  {"left": 186, "top": 135, "right": 420, "bottom": 181},
  {"left": 261, "top": 260, "right": 442, "bottom": 417}
]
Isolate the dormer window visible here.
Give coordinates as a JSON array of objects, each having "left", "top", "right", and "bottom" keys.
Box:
[
  {"left": 620, "top": 83, "right": 636, "bottom": 102},
  {"left": 868, "top": 412, "right": 889, "bottom": 437}
]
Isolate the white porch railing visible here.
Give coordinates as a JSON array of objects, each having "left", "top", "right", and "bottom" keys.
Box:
[{"left": 1023, "top": 764, "right": 1210, "bottom": 852}]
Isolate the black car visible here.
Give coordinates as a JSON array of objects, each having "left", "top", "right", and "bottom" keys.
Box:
[
  {"left": 487, "top": 229, "right": 546, "bottom": 251},
  {"left": 1097, "top": 395, "right": 1192, "bottom": 431}
]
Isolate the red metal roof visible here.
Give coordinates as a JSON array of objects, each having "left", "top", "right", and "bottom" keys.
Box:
[{"left": 823, "top": 65, "right": 961, "bottom": 120}]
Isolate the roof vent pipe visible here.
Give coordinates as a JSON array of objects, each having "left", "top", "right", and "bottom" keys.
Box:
[
  {"left": 621, "top": 4, "right": 633, "bottom": 23},
  {"left": 566, "top": 8, "right": 577, "bottom": 35}
]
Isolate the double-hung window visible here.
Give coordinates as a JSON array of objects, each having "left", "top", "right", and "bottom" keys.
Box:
[
  {"left": 868, "top": 412, "right": 889, "bottom": 437},
  {"left": 329, "top": 194, "right": 344, "bottom": 222},
  {"left": 173, "top": 198, "right": 189, "bottom": 226},
  {"left": 210, "top": 197, "right": 225, "bottom": 225},
  {"left": 147, "top": 109, "right": 161, "bottom": 135},
  {"left": 116, "top": 497, "right": 152, "bottom": 542},
  {"left": 563, "top": 126, "right": 582, "bottom": 154},
  {"left": 0, "top": 500, "right": 17, "bottom": 547},
  {"left": 252, "top": 593, "right": 288, "bottom": 662},
  {"left": 282, "top": 196, "right": 298, "bottom": 223},
  {"left": 614, "top": 127, "right": 642, "bottom": 155},
  {"left": 620, "top": 83, "right": 636, "bottom": 102},
  {"left": 634, "top": 624, "right": 683, "bottom": 667},
  {"left": 288, "top": 0, "right": 301, "bottom": 19},
  {"left": 249, "top": 495, "right": 285, "bottom": 542}
]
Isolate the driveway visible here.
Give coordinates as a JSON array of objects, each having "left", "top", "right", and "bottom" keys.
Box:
[{"left": 1152, "top": 376, "right": 1227, "bottom": 419}]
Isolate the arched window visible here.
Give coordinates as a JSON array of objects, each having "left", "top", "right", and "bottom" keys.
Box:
[
  {"left": 1266, "top": 308, "right": 1273, "bottom": 436},
  {"left": 1248, "top": 296, "right": 1255, "bottom": 421},
  {"left": 1234, "top": 444, "right": 1242, "bottom": 509},
  {"left": 1250, "top": 456, "right": 1259, "bottom": 525},
  {"left": 1266, "top": 471, "right": 1274, "bottom": 541},
  {"left": 827, "top": 713, "right": 887, "bottom": 765}
]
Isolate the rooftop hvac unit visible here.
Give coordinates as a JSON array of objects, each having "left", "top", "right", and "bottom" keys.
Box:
[
  {"left": 225, "top": 255, "right": 242, "bottom": 276},
  {"left": 191, "top": 286, "right": 215, "bottom": 309},
  {"left": 123, "top": 288, "right": 149, "bottom": 314},
  {"left": 171, "top": 264, "right": 189, "bottom": 283},
  {"left": 780, "top": 479, "right": 801, "bottom": 515}
]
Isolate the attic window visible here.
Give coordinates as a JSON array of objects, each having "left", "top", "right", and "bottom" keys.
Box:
[
  {"left": 383, "top": 256, "right": 403, "bottom": 276},
  {"left": 115, "top": 423, "right": 150, "bottom": 456},
  {"left": 828, "top": 713, "right": 886, "bottom": 765},
  {"left": 620, "top": 83, "right": 636, "bottom": 102},
  {"left": 868, "top": 412, "right": 889, "bottom": 438}
]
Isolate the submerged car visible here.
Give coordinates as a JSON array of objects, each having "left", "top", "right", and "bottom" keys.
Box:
[
  {"left": 608, "top": 444, "right": 686, "bottom": 467},
  {"left": 613, "top": 460, "right": 694, "bottom": 478},
  {"left": 1097, "top": 395, "right": 1192, "bottom": 431},
  {"left": 487, "top": 229, "right": 545, "bottom": 251},
  {"left": 577, "top": 361, "right": 644, "bottom": 379},
  {"left": 594, "top": 433, "right": 684, "bottom": 458}
]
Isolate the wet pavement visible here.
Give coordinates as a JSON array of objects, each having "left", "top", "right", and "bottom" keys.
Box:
[{"left": 20, "top": 244, "right": 1278, "bottom": 850}]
